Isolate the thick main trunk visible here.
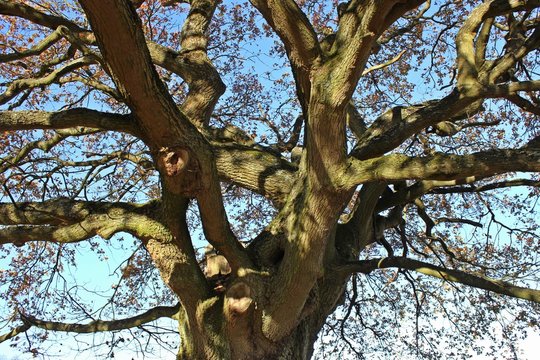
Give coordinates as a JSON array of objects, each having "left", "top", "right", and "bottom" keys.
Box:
[
  {"left": 176, "top": 312, "right": 324, "bottom": 360},
  {"left": 175, "top": 268, "right": 349, "bottom": 360}
]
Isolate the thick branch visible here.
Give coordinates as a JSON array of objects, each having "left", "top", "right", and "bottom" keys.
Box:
[
  {"left": 351, "top": 92, "right": 476, "bottom": 159},
  {"left": 344, "top": 148, "right": 540, "bottom": 188},
  {"left": 0, "top": 1, "right": 88, "bottom": 34},
  {"left": 213, "top": 144, "right": 296, "bottom": 205},
  {"left": 249, "top": 0, "right": 320, "bottom": 112},
  {"left": 0, "top": 109, "right": 141, "bottom": 137},
  {"left": 77, "top": 0, "right": 251, "bottom": 270},
  {"left": 178, "top": 0, "right": 225, "bottom": 126},
  {"left": 0, "top": 208, "right": 163, "bottom": 246},
  {"left": 324, "top": 0, "right": 424, "bottom": 107},
  {"left": 342, "top": 257, "right": 540, "bottom": 303},
  {"left": 0, "top": 199, "right": 153, "bottom": 226}
]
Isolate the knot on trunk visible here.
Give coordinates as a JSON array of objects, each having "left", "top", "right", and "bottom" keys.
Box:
[
  {"left": 158, "top": 147, "right": 190, "bottom": 177},
  {"left": 156, "top": 146, "right": 201, "bottom": 196},
  {"left": 225, "top": 282, "right": 253, "bottom": 317}
]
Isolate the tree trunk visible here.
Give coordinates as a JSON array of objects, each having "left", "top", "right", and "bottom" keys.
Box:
[
  {"left": 177, "top": 310, "right": 326, "bottom": 360},
  {"left": 174, "top": 263, "right": 349, "bottom": 360}
]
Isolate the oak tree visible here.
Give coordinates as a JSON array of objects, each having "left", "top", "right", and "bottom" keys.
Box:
[{"left": 1, "top": 0, "right": 540, "bottom": 358}]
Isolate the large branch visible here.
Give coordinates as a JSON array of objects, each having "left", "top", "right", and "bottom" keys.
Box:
[
  {"left": 0, "top": 197, "right": 210, "bottom": 309},
  {"left": 342, "top": 257, "right": 540, "bottom": 303},
  {"left": 77, "top": 0, "right": 251, "bottom": 271},
  {"left": 455, "top": 0, "right": 540, "bottom": 92},
  {"left": 322, "top": 0, "right": 425, "bottom": 107},
  {"left": 351, "top": 92, "right": 476, "bottom": 159},
  {"left": 16, "top": 303, "right": 180, "bottom": 335},
  {"left": 0, "top": 1, "right": 88, "bottom": 33},
  {"left": 0, "top": 199, "right": 153, "bottom": 226},
  {"left": 344, "top": 148, "right": 540, "bottom": 188},
  {"left": 177, "top": 0, "right": 225, "bottom": 126},
  {"left": 0, "top": 108, "right": 140, "bottom": 136},
  {"left": 249, "top": 0, "right": 320, "bottom": 113},
  {"left": 0, "top": 200, "right": 161, "bottom": 246},
  {"left": 0, "top": 107, "right": 296, "bottom": 203},
  {"left": 213, "top": 144, "right": 296, "bottom": 205}
]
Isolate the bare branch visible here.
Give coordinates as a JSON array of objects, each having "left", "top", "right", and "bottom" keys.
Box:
[
  {"left": 18, "top": 303, "right": 180, "bottom": 334},
  {"left": 340, "top": 257, "right": 540, "bottom": 303},
  {"left": 0, "top": 323, "right": 31, "bottom": 343},
  {"left": 0, "top": 127, "right": 98, "bottom": 176},
  {"left": 0, "top": 56, "right": 97, "bottom": 105},
  {"left": 0, "top": 208, "right": 162, "bottom": 246},
  {"left": 362, "top": 50, "right": 407, "bottom": 76},
  {"left": 431, "top": 178, "right": 540, "bottom": 194}
]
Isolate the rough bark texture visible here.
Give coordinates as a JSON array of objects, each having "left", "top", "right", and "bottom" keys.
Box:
[{"left": 1, "top": 0, "right": 540, "bottom": 358}]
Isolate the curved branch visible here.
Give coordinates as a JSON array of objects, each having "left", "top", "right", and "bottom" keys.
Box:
[
  {"left": 0, "top": 26, "right": 65, "bottom": 63},
  {"left": 455, "top": 0, "right": 540, "bottom": 92},
  {"left": 18, "top": 303, "right": 180, "bottom": 334},
  {"left": 351, "top": 92, "right": 477, "bottom": 160},
  {"left": 0, "top": 323, "right": 31, "bottom": 343},
  {"left": 0, "top": 56, "right": 97, "bottom": 105},
  {"left": 0, "top": 198, "right": 163, "bottom": 247},
  {"left": 485, "top": 80, "right": 540, "bottom": 97},
  {"left": 341, "top": 257, "right": 540, "bottom": 303},
  {"left": 0, "top": 208, "right": 163, "bottom": 246},
  {"left": 178, "top": 0, "right": 225, "bottom": 126},
  {"left": 362, "top": 50, "right": 406, "bottom": 76}
]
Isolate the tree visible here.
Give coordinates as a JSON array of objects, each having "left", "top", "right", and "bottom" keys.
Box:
[{"left": 0, "top": 0, "right": 540, "bottom": 358}]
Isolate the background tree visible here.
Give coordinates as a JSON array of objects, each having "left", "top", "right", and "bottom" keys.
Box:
[{"left": 0, "top": 0, "right": 540, "bottom": 359}]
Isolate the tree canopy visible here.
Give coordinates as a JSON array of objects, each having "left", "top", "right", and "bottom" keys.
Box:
[{"left": 0, "top": 0, "right": 539, "bottom": 359}]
